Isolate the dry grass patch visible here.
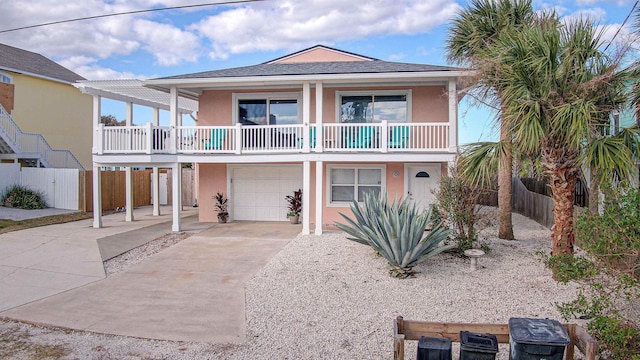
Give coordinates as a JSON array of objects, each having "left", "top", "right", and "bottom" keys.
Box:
[
  {"left": 0, "top": 322, "right": 71, "bottom": 359},
  {"left": 0, "top": 212, "right": 92, "bottom": 234}
]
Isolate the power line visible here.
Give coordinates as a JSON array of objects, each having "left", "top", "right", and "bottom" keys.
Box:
[
  {"left": 603, "top": 0, "right": 638, "bottom": 52},
  {"left": 0, "top": 0, "right": 265, "bottom": 34}
]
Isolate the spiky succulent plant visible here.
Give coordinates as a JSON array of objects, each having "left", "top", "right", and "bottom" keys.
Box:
[{"left": 336, "top": 191, "right": 453, "bottom": 278}]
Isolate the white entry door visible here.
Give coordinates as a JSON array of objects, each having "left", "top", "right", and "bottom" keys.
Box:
[
  {"left": 231, "top": 165, "right": 303, "bottom": 221},
  {"left": 406, "top": 164, "right": 441, "bottom": 213}
]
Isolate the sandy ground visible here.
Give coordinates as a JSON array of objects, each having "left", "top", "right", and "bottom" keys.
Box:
[{"left": 0, "top": 211, "right": 583, "bottom": 360}]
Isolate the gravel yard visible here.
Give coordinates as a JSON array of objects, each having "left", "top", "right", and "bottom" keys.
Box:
[{"left": 0, "top": 211, "right": 582, "bottom": 359}]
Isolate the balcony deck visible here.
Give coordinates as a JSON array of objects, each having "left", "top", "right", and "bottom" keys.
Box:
[{"left": 96, "top": 122, "right": 451, "bottom": 159}]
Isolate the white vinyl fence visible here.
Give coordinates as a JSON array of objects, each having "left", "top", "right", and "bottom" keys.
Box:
[{"left": 0, "top": 165, "right": 79, "bottom": 210}]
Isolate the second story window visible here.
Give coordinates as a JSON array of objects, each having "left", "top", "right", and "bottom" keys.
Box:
[
  {"left": 235, "top": 93, "right": 300, "bottom": 125},
  {"left": 338, "top": 90, "right": 410, "bottom": 123},
  {"left": 0, "top": 72, "right": 12, "bottom": 84}
]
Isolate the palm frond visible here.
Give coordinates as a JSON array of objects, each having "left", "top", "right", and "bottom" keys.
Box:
[{"left": 458, "top": 141, "right": 504, "bottom": 186}]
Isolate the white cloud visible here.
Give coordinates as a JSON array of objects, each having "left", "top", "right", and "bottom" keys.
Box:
[
  {"left": 58, "top": 56, "right": 142, "bottom": 80},
  {"left": 133, "top": 19, "right": 201, "bottom": 66},
  {"left": 0, "top": 0, "right": 201, "bottom": 67},
  {"left": 388, "top": 53, "right": 406, "bottom": 61},
  {"left": 190, "top": 0, "right": 460, "bottom": 59}
]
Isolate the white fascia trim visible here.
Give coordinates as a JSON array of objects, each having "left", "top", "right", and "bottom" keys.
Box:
[
  {"left": 76, "top": 86, "right": 194, "bottom": 114},
  {"left": 145, "top": 71, "right": 474, "bottom": 89},
  {"left": 0, "top": 66, "right": 77, "bottom": 85}
]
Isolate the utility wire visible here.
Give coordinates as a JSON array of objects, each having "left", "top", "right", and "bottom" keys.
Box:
[
  {"left": 0, "top": 0, "right": 265, "bottom": 34},
  {"left": 603, "top": 0, "right": 638, "bottom": 52}
]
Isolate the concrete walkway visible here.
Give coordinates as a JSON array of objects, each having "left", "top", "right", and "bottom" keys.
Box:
[
  {"left": 1, "top": 221, "right": 300, "bottom": 343},
  {"left": 0, "top": 206, "right": 198, "bottom": 312}
]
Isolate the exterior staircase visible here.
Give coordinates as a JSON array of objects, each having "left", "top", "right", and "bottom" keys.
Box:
[{"left": 0, "top": 104, "right": 84, "bottom": 169}]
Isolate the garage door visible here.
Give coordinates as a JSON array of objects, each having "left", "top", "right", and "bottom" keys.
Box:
[{"left": 231, "top": 166, "right": 303, "bottom": 221}]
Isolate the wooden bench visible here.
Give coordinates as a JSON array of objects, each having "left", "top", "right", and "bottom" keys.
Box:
[{"left": 393, "top": 316, "right": 598, "bottom": 360}]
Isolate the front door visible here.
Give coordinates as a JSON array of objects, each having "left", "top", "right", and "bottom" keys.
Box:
[{"left": 407, "top": 164, "right": 441, "bottom": 213}]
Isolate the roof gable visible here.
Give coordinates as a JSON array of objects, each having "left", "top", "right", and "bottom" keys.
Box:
[
  {"left": 0, "top": 43, "right": 85, "bottom": 84},
  {"left": 267, "top": 45, "right": 377, "bottom": 64}
]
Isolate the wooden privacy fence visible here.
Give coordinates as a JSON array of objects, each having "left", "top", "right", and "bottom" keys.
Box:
[
  {"left": 512, "top": 177, "right": 554, "bottom": 228},
  {"left": 80, "top": 170, "right": 152, "bottom": 212}
]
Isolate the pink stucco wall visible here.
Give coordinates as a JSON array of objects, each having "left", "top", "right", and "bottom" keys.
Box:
[
  {"left": 198, "top": 85, "right": 448, "bottom": 125},
  {"left": 196, "top": 84, "right": 450, "bottom": 225},
  {"left": 273, "top": 48, "right": 370, "bottom": 63},
  {"left": 198, "top": 163, "right": 228, "bottom": 222}
]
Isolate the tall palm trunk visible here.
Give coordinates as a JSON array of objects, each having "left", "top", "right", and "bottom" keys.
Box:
[
  {"left": 498, "top": 116, "right": 515, "bottom": 239},
  {"left": 543, "top": 146, "right": 578, "bottom": 255},
  {"left": 588, "top": 165, "right": 599, "bottom": 213}
]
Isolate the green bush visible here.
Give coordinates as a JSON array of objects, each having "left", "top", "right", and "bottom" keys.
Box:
[
  {"left": 433, "top": 163, "right": 491, "bottom": 254},
  {"left": 1, "top": 185, "right": 47, "bottom": 209},
  {"left": 336, "top": 191, "right": 454, "bottom": 278},
  {"left": 547, "top": 187, "right": 640, "bottom": 359}
]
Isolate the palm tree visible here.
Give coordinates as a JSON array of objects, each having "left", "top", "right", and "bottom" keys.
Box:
[
  {"left": 483, "top": 14, "right": 636, "bottom": 255},
  {"left": 446, "top": 0, "right": 535, "bottom": 240}
]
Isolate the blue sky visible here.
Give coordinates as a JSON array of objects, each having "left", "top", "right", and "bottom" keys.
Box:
[{"left": 0, "top": 0, "right": 636, "bottom": 143}]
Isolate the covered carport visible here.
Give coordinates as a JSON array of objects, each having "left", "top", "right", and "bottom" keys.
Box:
[{"left": 75, "top": 79, "right": 199, "bottom": 231}]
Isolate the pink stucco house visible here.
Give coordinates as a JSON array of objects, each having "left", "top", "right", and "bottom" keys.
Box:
[{"left": 85, "top": 45, "right": 468, "bottom": 235}]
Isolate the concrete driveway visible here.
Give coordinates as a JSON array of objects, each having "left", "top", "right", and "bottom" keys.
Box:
[{"left": 1, "top": 221, "right": 300, "bottom": 343}]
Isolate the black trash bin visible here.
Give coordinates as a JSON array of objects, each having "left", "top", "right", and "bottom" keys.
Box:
[
  {"left": 508, "top": 318, "right": 570, "bottom": 360},
  {"left": 417, "top": 336, "right": 452, "bottom": 360},
  {"left": 460, "top": 331, "right": 499, "bottom": 360}
]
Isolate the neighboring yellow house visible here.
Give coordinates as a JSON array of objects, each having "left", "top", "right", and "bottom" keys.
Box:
[{"left": 0, "top": 42, "right": 92, "bottom": 169}]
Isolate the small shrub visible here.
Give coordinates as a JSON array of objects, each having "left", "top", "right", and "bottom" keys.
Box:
[
  {"left": 213, "top": 192, "right": 228, "bottom": 222},
  {"left": 285, "top": 189, "right": 302, "bottom": 217},
  {"left": 336, "top": 191, "right": 454, "bottom": 278},
  {"left": 433, "top": 162, "right": 491, "bottom": 254},
  {"left": 1, "top": 185, "right": 47, "bottom": 209}
]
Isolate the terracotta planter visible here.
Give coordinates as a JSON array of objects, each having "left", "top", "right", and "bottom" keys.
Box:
[{"left": 288, "top": 215, "right": 299, "bottom": 224}]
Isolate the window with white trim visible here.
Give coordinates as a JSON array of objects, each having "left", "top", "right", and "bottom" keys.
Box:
[
  {"left": 337, "top": 90, "right": 411, "bottom": 123},
  {"left": 328, "top": 165, "right": 385, "bottom": 205},
  {"left": 0, "top": 71, "right": 12, "bottom": 84},
  {"left": 233, "top": 92, "right": 301, "bottom": 125}
]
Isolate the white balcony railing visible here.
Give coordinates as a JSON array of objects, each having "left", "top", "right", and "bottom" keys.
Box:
[{"left": 96, "top": 121, "right": 450, "bottom": 155}]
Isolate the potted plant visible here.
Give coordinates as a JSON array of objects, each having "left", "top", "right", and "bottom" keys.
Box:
[
  {"left": 285, "top": 189, "right": 302, "bottom": 224},
  {"left": 213, "top": 192, "right": 229, "bottom": 223}
]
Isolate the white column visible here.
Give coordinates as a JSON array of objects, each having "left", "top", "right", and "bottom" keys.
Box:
[
  {"left": 125, "top": 102, "right": 134, "bottom": 222},
  {"left": 172, "top": 164, "right": 182, "bottom": 232},
  {"left": 302, "top": 160, "right": 311, "bottom": 235},
  {"left": 302, "top": 81, "right": 311, "bottom": 153},
  {"left": 315, "top": 161, "right": 323, "bottom": 235},
  {"left": 92, "top": 95, "right": 101, "bottom": 154},
  {"left": 92, "top": 165, "right": 102, "bottom": 228},
  {"left": 448, "top": 79, "right": 458, "bottom": 152},
  {"left": 315, "top": 81, "right": 323, "bottom": 152},
  {"left": 170, "top": 87, "right": 178, "bottom": 154},
  {"left": 153, "top": 107, "right": 160, "bottom": 217}
]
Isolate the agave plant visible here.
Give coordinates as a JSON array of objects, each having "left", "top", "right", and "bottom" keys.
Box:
[{"left": 336, "top": 192, "right": 454, "bottom": 278}]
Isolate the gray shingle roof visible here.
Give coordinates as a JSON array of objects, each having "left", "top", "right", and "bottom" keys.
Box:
[
  {"left": 0, "top": 43, "right": 85, "bottom": 83},
  {"left": 158, "top": 60, "right": 461, "bottom": 80}
]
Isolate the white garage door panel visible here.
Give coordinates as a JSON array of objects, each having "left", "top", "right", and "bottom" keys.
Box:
[{"left": 232, "top": 166, "right": 303, "bottom": 221}]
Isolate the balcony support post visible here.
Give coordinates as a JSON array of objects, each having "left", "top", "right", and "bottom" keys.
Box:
[
  {"left": 315, "top": 81, "right": 323, "bottom": 152},
  {"left": 303, "top": 81, "right": 311, "bottom": 153},
  {"left": 152, "top": 107, "right": 160, "bottom": 217},
  {"left": 235, "top": 123, "right": 242, "bottom": 154},
  {"left": 124, "top": 102, "right": 134, "bottom": 222},
  {"left": 303, "top": 160, "right": 311, "bottom": 235},
  {"left": 381, "top": 120, "right": 388, "bottom": 153},
  {"left": 448, "top": 79, "right": 457, "bottom": 152},
  {"left": 92, "top": 95, "right": 101, "bottom": 154},
  {"left": 315, "top": 161, "right": 323, "bottom": 235},
  {"left": 92, "top": 166, "right": 102, "bottom": 228},
  {"left": 171, "top": 163, "right": 182, "bottom": 232},
  {"left": 170, "top": 87, "right": 178, "bottom": 154}
]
